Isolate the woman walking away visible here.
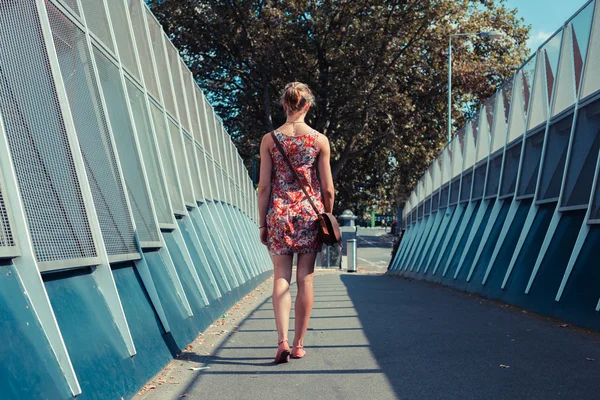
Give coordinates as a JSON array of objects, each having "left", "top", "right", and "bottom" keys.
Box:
[{"left": 257, "top": 82, "right": 335, "bottom": 364}]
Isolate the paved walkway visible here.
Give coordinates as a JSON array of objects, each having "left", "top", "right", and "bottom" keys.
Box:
[{"left": 139, "top": 269, "right": 600, "bottom": 400}]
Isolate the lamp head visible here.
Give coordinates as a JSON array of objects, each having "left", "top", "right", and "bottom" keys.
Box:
[{"left": 479, "top": 30, "right": 505, "bottom": 39}]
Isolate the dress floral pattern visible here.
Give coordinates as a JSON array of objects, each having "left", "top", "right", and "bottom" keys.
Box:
[{"left": 267, "top": 130, "right": 325, "bottom": 255}]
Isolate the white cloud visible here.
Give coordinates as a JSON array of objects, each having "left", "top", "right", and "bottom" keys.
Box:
[{"left": 527, "top": 30, "right": 552, "bottom": 52}]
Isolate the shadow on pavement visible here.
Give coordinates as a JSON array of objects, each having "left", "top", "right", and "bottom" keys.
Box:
[{"left": 340, "top": 273, "right": 600, "bottom": 400}]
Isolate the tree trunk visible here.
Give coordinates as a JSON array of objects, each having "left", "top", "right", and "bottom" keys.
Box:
[{"left": 263, "top": 77, "right": 273, "bottom": 132}]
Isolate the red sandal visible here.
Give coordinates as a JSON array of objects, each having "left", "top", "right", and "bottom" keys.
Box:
[{"left": 274, "top": 339, "right": 291, "bottom": 364}]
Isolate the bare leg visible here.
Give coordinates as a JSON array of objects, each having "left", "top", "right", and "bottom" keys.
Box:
[
  {"left": 293, "top": 252, "right": 317, "bottom": 351},
  {"left": 272, "top": 255, "right": 293, "bottom": 343}
]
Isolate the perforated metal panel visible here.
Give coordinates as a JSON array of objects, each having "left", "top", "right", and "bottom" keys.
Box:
[
  {"left": 125, "top": 78, "right": 173, "bottom": 226},
  {"left": 552, "top": 25, "right": 577, "bottom": 117},
  {"left": 128, "top": 0, "right": 159, "bottom": 100},
  {"left": 527, "top": 53, "right": 550, "bottom": 131},
  {"left": 185, "top": 135, "right": 203, "bottom": 202},
  {"left": 0, "top": 170, "right": 16, "bottom": 254},
  {"left": 92, "top": 45, "right": 160, "bottom": 245},
  {"left": 170, "top": 123, "right": 194, "bottom": 206},
  {"left": 149, "top": 102, "right": 185, "bottom": 215},
  {"left": 145, "top": 9, "right": 176, "bottom": 116},
  {"left": 186, "top": 75, "right": 202, "bottom": 143},
  {"left": 0, "top": 1, "right": 97, "bottom": 263},
  {"left": 105, "top": 0, "right": 140, "bottom": 79},
  {"left": 80, "top": 0, "right": 115, "bottom": 53},
  {"left": 195, "top": 142, "right": 210, "bottom": 200},
  {"left": 47, "top": 3, "right": 138, "bottom": 258},
  {"left": 571, "top": 3, "right": 595, "bottom": 94},
  {"left": 491, "top": 84, "right": 511, "bottom": 152},
  {"left": 580, "top": 0, "right": 600, "bottom": 99},
  {"left": 507, "top": 70, "right": 527, "bottom": 143},
  {"left": 166, "top": 41, "right": 190, "bottom": 130},
  {"left": 57, "top": 0, "right": 81, "bottom": 17}
]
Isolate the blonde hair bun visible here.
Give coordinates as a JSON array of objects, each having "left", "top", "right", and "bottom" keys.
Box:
[{"left": 281, "top": 82, "right": 315, "bottom": 114}]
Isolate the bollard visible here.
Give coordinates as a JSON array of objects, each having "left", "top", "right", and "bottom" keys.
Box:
[{"left": 347, "top": 239, "right": 357, "bottom": 273}]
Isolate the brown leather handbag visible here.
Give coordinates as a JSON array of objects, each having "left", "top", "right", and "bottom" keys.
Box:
[{"left": 270, "top": 131, "right": 341, "bottom": 246}]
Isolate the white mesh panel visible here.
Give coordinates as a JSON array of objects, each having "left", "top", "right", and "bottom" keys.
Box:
[
  {"left": 0, "top": 173, "right": 15, "bottom": 250},
  {"left": 527, "top": 52, "right": 550, "bottom": 130},
  {"left": 185, "top": 135, "right": 203, "bottom": 202},
  {"left": 492, "top": 80, "right": 512, "bottom": 153},
  {"left": 463, "top": 122, "right": 476, "bottom": 171},
  {"left": 48, "top": 3, "right": 138, "bottom": 258},
  {"left": 194, "top": 86, "right": 208, "bottom": 143},
  {"left": 145, "top": 10, "right": 176, "bottom": 117},
  {"left": 166, "top": 41, "right": 190, "bottom": 130},
  {"left": 125, "top": 79, "right": 172, "bottom": 226},
  {"left": 186, "top": 75, "right": 202, "bottom": 143},
  {"left": 57, "top": 0, "right": 80, "bottom": 16},
  {"left": 552, "top": 25, "right": 577, "bottom": 117},
  {"left": 128, "top": 0, "right": 159, "bottom": 100},
  {"left": 450, "top": 136, "right": 462, "bottom": 178},
  {"left": 508, "top": 71, "right": 527, "bottom": 142},
  {"left": 441, "top": 148, "right": 451, "bottom": 184},
  {"left": 0, "top": 2, "right": 97, "bottom": 263},
  {"left": 571, "top": 2, "right": 595, "bottom": 93},
  {"left": 105, "top": 0, "right": 140, "bottom": 79},
  {"left": 476, "top": 103, "right": 491, "bottom": 162},
  {"left": 169, "top": 121, "right": 194, "bottom": 205},
  {"left": 93, "top": 46, "right": 160, "bottom": 245},
  {"left": 149, "top": 102, "right": 185, "bottom": 215},
  {"left": 424, "top": 170, "right": 432, "bottom": 197},
  {"left": 581, "top": 1, "right": 600, "bottom": 99},
  {"left": 80, "top": 0, "right": 115, "bottom": 53}
]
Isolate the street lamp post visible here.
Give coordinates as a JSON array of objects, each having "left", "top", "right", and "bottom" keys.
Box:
[{"left": 447, "top": 31, "right": 505, "bottom": 143}]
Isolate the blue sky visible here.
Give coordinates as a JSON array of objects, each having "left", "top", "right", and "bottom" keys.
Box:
[{"left": 505, "top": 0, "right": 590, "bottom": 53}]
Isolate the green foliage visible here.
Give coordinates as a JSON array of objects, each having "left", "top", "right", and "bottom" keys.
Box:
[{"left": 150, "top": 0, "right": 529, "bottom": 215}]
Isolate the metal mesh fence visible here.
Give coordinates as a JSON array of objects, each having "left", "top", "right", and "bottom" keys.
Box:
[
  {"left": 47, "top": 2, "right": 138, "bottom": 258},
  {"left": 57, "top": 0, "right": 80, "bottom": 17},
  {"left": 104, "top": 0, "right": 141, "bottom": 79},
  {"left": 80, "top": 0, "right": 115, "bottom": 54},
  {"left": 169, "top": 122, "right": 194, "bottom": 205},
  {"left": 0, "top": 1, "right": 97, "bottom": 263},
  {"left": 128, "top": 0, "right": 160, "bottom": 100},
  {"left": 0, "top": 177, "right": 15, "bottom": 249},
  {"left": 125, "top": 78, "right": 173, "bottom": 226},
  {"left": 92, "top": 45, "right": 160, "bottom": 245},
  {"left": 150, "top": 102, "right": 185, "bottom": 214},
  {"left": 185, "top": 135, "right": 203, "bottom": 202},
  {"left": 145, "top": 9, "right": 176, "bottom": 117},
  {"left": 165, "top": 42, "right": 190, "bottom": 131}
]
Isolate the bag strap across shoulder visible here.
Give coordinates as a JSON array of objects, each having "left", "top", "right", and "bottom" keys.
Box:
[{"left": 270, "top": 131, "right": 321, "bottom": 216}]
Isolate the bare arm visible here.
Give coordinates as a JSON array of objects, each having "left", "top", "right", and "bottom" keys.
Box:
[
  {"left": 317, "top": 134, "right": 335, "bottom": 213},
  {"left": 257, "top": 134, "right": 272, "bottom": 229}
]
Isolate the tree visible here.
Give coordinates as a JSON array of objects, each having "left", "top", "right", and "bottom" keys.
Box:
[{"left": 149, "top": 0, "right": 530, "bottom": 214}]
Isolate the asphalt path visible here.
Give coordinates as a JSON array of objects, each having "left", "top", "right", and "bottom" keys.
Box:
[{"left": 139, "top": 270, "right": 600, "bottom": 400}]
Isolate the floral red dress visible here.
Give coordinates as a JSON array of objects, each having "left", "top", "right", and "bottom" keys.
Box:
[{"left": 267, "top": 130, "right": 325, "bottom": 255}]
